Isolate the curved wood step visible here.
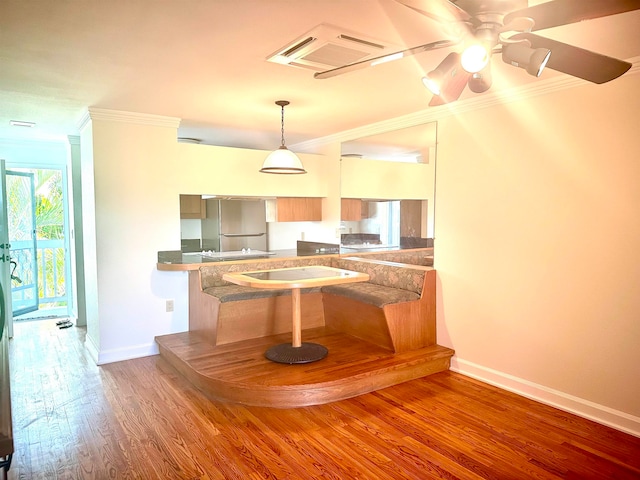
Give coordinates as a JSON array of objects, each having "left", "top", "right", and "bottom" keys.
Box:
[{"left": 155, "top": 328, "right": 454, "bottom": 408}]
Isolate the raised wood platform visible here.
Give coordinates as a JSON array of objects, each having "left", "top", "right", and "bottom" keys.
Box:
[{"left": 155, "top": 327, "right": 454, "bottom": 408}]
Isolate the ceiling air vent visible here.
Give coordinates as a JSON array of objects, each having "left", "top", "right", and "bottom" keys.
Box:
[{"left": 267, "top": 24, "right": 401, "bottom": 71}]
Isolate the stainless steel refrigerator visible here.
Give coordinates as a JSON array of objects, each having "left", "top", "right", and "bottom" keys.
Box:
[{"left": 202, "top": 198, "right": 268, "bottom": 252}]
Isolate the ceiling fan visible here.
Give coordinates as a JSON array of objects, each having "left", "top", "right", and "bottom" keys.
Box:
[{"left": 314, "top": 0, "right": 640, "bottom": 105}]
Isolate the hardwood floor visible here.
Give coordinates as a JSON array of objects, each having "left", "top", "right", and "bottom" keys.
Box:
[{"left": 7, "top": 320, "right": 640, "bottom": 479}]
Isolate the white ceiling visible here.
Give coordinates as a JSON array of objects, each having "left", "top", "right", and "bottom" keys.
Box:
[{"left": 1, "top": 0, "right": 639, "bottom": 150}]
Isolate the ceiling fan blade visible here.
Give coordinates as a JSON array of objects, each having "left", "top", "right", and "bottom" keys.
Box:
[
  {"left": 314, "top": 39, "right": 457, "bottom": 80},
  {"left": 504, "top": 0, "right": 640, "bottom": 32},
  {"left": 393, "top": 0, "right": 471, "bottom": 24},
  {"left": 428, "top": 69, "right": 470, "bottom": 106},
  {"left": 510, "top": 33, "right": 632, "bottom": 84}
]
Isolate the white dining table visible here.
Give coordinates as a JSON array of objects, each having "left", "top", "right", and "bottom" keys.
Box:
[{"left": 223, "top": 265, "right": 369, "bottom": 364}]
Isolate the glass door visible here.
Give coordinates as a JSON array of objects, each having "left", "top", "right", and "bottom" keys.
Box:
[
  {"left": 6, "top": 171, "right": 38, "bottom": 317},
  {"left": 3, "top": 166, "right": 73, "bottom": 320}
]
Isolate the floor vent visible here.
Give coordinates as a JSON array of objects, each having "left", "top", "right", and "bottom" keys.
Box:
[{"left": 267, "top": 24, "right": 400, "bottom": 72}]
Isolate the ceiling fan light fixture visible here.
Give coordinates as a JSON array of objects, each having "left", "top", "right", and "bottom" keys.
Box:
[
  {"left": 422, "top": 52, "right": 461, "bottom": 96},
  {"left": 422, "top": 73, "right": 443, "bottom": 95},
  {"left": 502, "top": 42, "right": 551, "bottom": 77},
  {"left": 529, "top": 48, "right": 552, "bottom": 76},
  {"left": 461, "top": 44, "right": 491, "bottom": 73},
  {"left": 260, "top": 100, "right": 307, "bottom": 175},
  {"left": 468, "top": 66, "right": 492, "bottom": 93}
]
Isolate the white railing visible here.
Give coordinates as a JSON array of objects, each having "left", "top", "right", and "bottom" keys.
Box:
[{"left": 10, "top": 239, "right": 68, "bottom": 314}]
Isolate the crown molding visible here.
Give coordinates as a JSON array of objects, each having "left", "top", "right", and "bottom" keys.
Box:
[
  {"left": 78, "top": 107, "right": 181, "bottom": 131},
  {"left": 293, "top": 56, "right": 640, "bottom": 152}
]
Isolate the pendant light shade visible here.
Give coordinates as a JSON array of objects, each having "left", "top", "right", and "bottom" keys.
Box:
[{"left": 260, "top": 100, "right": 306, "bottom": 174}]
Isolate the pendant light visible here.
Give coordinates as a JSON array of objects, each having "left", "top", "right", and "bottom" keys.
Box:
[{"left": 260, "top": 100, "right": 307, "bottom": 174}]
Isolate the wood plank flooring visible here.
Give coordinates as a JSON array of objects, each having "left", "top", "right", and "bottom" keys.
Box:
[
  {"left": 155, "top": 328, "right": 454, "bottom": 407},
  {"left": 7, "top": 320, "right": 640, "bottom": 479}
]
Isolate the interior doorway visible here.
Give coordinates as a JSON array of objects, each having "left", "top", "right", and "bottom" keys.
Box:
[{"left": 6, "top": 167, "right": 74, "bottom": 323}]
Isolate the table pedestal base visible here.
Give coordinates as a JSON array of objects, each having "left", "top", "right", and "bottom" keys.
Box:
[{"left": 265, "top": 342, "right": 328, "bottom": 364}]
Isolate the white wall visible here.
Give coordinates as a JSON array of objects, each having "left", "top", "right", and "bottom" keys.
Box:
[
  {"left": 435, "top": 72, "right": 640, "bottom": 436},
  {"left": 341, "top": 156, "right": 434, "bottom": 200},
  {"left": 81, "top": 113, "right": 185, "bottom": 363}
]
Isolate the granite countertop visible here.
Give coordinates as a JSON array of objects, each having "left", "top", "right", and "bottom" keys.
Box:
[
  {"left": 157, "top": 245, "right": 432, "bottom": 271},
  {"left": 156, "top": 249, "right": 334, "bottom": 271}
]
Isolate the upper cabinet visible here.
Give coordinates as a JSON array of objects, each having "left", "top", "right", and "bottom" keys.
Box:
[
  {"left": 266, "top": 197, "right": 322, "bottom": 222},
  {"left": 180, "top": 194, "right": 207, "bottom": 219},
  {"left": 341, "top": 198, "right": 369, "bottom": 221},
  {"left": 400, "top": 200, "right": 423, "bottom": 237}
]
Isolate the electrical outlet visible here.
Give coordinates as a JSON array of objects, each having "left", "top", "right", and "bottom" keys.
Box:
[{"left": 166, "top": 299, "right": 174, "bottom": 312}]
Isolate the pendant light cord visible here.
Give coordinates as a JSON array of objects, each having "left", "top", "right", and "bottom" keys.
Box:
[
  {"left": 275, "top": 100, "right": 290, "bottom": 148},
  {"left": 280, "top": 104, "right": 286, "bottom": 147}
]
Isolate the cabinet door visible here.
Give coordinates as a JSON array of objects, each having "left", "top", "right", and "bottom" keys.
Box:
[
  {"left": 400, "top": 200, "right": 422, "bottom": 237},
  {"left": 179, "top": 195, "right": 206, "bottom": 219},
  {"left": 341, "top": 199, "right": 360, "bottom": 221},
  {"left": 341, "top": 199, "right": 370, "bottom": 221},
  {"left": 268, "top": 197, "right": 322, "bottom": 222}
]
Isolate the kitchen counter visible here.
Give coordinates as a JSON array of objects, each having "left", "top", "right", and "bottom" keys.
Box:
[
  {"left": 157, "top": 246, "right": 433, "bottom": 271},
  {"left": 157, "top": 249, "right": 336, "bottom": 271}
]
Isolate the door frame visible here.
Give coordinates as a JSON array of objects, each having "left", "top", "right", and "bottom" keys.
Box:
[
  {"left": 5, "top": 163, "right": 75, "bottom": 325},
  {"left": 0, "top": 160, "right": 14, "bottom": 339}
]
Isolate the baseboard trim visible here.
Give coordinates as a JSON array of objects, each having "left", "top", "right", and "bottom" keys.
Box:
[
  {"left": 451, "top": 357, "right": 640, "bottom": 438},
  {"left": 96, "top": 342, "right": 159, "bottom": 366}
]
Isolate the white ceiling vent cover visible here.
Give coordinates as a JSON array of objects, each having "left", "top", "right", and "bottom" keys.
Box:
[{"left": 267, "top": 24, "right": 401, "bottom": 72}]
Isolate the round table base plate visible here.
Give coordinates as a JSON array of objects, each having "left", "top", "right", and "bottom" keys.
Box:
[{"left": 265, "top": 342, "right": 328, "bottom": 364}]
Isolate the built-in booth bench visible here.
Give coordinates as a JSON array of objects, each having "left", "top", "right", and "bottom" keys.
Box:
[
  {"left": 345, "top": 248, "right": 433, "bottom": 267},
  {"left": 188, "top": 253, "right": 436, "bottom": 353}
]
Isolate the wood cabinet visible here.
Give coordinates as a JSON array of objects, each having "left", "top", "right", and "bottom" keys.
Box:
[
  {"left": 266, "top": 197, "right": 322, "bottom": 222},
  {"left": 179, "top": 195, "right": 206, "bottom": 219},
  {"left": 341, "top": 198, "right": 369, "bottom": 221},
  {"left": 400, "top": 200, "right": 423, "bottom": 237}
]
